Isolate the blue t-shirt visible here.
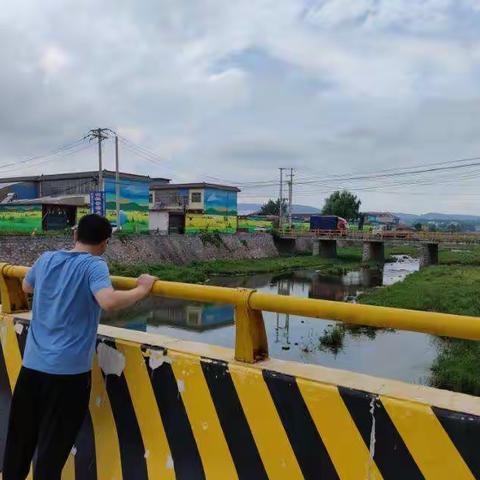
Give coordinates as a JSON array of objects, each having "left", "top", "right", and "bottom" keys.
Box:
[{"left": 23, "top": 251, "right": 112, "bottom": 375}]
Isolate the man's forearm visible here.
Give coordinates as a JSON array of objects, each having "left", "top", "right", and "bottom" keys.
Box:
[{"left": 103, "top": 287, "right": 149, "bottom": 311}]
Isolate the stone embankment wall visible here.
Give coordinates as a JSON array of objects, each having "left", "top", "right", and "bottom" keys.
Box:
[{"left": 0, "top": 233, "right": 280, "bottom": 266}]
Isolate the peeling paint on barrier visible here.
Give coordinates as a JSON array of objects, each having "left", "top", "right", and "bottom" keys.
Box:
[
  {"left": 97, "top": 342, "right": 125, "bottom": 376},
  {"left": 148, "top": 349, "right": 172, "bottom": 370},
  {"left": 13, "top": 323, "right": 23, "bottom": 335}
]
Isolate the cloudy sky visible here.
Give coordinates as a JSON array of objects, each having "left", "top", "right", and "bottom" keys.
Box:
[{"left": 2, "top": 0, "right": 480, "bottom": 214}]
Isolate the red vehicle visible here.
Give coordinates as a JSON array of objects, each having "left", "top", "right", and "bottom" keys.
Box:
[{"left": 310, "top": 215, "right": 348, "bottom": 236}]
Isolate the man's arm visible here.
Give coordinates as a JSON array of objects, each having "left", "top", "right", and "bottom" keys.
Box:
[
  {"left": 22, "top": 258, "right": 41, "bottom": 294},
  {"left": 94, "top": 274, "right": 156, "bottom": 312},
  {"left": 22, "top": 279, "right": 34, "bottom": 294}
]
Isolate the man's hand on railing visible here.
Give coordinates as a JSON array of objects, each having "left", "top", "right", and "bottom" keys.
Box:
[
  {"left": 137, "top": 274, "right": 157, "bottom": 294},
  {"left": 94, "top": 274, "right": 157, "bottom": 312}
]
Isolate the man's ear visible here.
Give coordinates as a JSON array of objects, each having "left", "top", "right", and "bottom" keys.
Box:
[{"left": 73, "top": 227, "right": 78, "bottom": 242}]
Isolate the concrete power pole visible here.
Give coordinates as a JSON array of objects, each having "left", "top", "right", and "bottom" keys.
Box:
[
  {"left": 87, "top": 128, "right": 109, "bottom": 191},
  {"left": 115, "top": 135, "right": 121, "bottom": 230},
  {"left": 288, "top": 168, "right": 294, "bottom": 229},
  {"left": 97, "top": 129, "right": 103, "bottom": 189},
  {"left": 278, "top": 168, "right": 284, "bottom": 230}
]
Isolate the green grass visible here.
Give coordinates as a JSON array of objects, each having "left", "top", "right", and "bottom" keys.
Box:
[
  {"left": 319, "top": 325, "right": 345, "bottom": 354},
  {"left": 430, "top": 339, "right": 480, "bottom": 396},
  {"left": 359, "top": 266, "right": 480, "bottom": 316},
  {"left": 359, "top": 265, "right": 480, "bottom": 395},
  {"left": 438, "top": 246, "right": 480, "bottom": 265},
  {"left": 110, "top": 247, "right": 369, "bottom": 283}
]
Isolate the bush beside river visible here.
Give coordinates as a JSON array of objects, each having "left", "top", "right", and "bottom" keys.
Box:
[{"left": 359, "top": 262, "right": 480, "bottom": 395}]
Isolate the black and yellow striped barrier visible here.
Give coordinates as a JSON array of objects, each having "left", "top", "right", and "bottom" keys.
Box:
[
  {"left": 1, "top": 264, "right": 480, "bottom": 479},
  {"left": 1, "top": 315, "right": 480, "bottom": 479}
]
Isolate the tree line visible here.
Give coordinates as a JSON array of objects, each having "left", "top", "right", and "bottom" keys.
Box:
[{"left": 258, "top": 190, "right": 361, "bottom": 221}]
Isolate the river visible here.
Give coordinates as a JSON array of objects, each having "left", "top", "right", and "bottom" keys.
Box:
[{"left": 102, "top": 256, "right": 438, "bottom": 385}]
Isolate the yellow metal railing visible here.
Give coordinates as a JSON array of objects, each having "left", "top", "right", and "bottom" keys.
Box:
[{"left": 2, "top": 263, "right": 480, "bottom": 363}]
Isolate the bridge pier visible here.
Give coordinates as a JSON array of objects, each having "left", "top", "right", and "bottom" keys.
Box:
[
  {"left": 312, "top": 239, "right": 337, "bottom": 258},
  {"left": 420, "top": 242, "right": 439, "bottom": 268},
  {"left": 362, "top": 241, "right": 385, "bottom": 263},
  {"left": 274, "top": 236, "right": 296, "bottom": 255}
]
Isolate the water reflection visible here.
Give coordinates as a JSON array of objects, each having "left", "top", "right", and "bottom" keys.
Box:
[
  {"left": 102, "top": 256, "right": 436, "bottom": 384},
  {"left": 104, "top": 298, "right": 234, "bottom": 332}
]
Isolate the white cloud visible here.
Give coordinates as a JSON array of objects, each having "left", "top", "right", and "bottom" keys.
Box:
[
  {"left": 1, "top": 0, "right": 480, "bottom": 213},
  {"left": 39, "top": 45, "right": 69, "bottom": 75}
]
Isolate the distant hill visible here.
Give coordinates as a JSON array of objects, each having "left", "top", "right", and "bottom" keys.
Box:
[
  {"left": 238, "top": 203, "right": 322, "bottom": 215},
  {"left": 394, "top": 212, "right": 480, "bottom": 224}
]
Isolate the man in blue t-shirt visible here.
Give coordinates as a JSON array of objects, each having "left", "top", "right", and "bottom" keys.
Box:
[{"left": 3, "top": 214, "right": 156, "bottom": 480}]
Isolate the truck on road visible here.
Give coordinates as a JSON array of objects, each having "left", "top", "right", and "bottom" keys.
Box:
[{"left": 309, "top": 215, "right": 348, "bottom": 234}]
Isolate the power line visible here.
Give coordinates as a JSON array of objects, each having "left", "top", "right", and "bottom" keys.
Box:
[
  {"left": 0, "top": 142, "right": 95, "bottom": 175},
  {"left": 0, "top": 138, "right": 88, "bottom": 171}
]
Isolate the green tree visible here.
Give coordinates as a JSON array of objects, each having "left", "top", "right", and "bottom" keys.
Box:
[
  {"left": 322, "top": 190, "right": 361, "bottom": 221},
  {"left": 258, "top": 198, "right": 288, "bottom": 216},
  {"left": 414, "top": 222, "right": 423, "bottom": 231}
]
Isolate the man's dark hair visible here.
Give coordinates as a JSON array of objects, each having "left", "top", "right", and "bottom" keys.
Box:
[{"left": 77, "top": 214, "right": 112, "bottom": 245}]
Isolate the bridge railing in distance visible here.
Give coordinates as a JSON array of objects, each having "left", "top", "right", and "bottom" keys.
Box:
[
  {"left": 281, "top": 229, "right": 480, "bottom": 243},
  {"left": 2, "top": 262, "right": 480, "bottom": 363}
]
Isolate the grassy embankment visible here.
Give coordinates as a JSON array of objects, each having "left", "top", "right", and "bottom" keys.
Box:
[
  {"left": 110, "top": 245, "right": 412, "bottom": 283},
  {"left": 110, "top": 247, "right": 362, "bottom": 283},
  {"left": 359, "top": 245, "right": 480, "bottom": 396}
]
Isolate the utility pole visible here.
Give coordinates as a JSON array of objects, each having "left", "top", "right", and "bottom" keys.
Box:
[
  {"left": 288, "top": 168, "right": 294, "bottom": 229},
  {"left": 279, "top": 168, "right": 286, "bottom": 230},
  {"left": 87, "top": 128, "right": 109, "bottom": 191},
  {"left": 98, "top": 129, "right": 103, "bottom": 189},
  {"left": 115, "top": 135, "right": 121, "bottom": 229}
]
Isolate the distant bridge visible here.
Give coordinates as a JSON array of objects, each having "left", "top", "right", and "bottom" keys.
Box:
[
  {"left": 273, "top": 230, "right": 480, "bottom": 266},
  {"left": 277, "top": 229, "right": 480, "bottom": 244}
]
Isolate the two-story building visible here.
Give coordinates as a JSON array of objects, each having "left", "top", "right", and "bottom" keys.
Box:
[{"left": 149, "top": 182, "right": 240, "bottom": 234}]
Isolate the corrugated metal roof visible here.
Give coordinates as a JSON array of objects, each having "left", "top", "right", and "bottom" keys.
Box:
[
  {"left": 9, "top": 194, "right": 88, "bottom": 206},
  {"left": 0, "top": 170, "right": 169, "bottom": 183},
  {"left": 0, "top": 182, "right": 20, "bottom": 189},
  {"left": 150, "top": 182, "right": 240, "bottom": 192}
]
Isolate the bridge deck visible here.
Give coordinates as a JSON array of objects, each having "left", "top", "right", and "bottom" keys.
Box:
[{"left": 277, "top": 229, "right": 480, "bottom": 243}]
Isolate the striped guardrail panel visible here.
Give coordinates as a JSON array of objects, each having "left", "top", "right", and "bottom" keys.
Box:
[{"left": 1, "top": 314, "right": 480, "bottom": 480}]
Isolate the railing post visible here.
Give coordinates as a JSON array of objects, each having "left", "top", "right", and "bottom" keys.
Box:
[
  {"left": 0, "top": 263, "right": 29, "bottom": 314},
  {"left": 234, "top": 289, "right": 268, "bottom": 363}
]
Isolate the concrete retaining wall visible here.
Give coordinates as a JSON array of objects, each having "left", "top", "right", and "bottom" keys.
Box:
[{"left": 0, "top": 233, "right": 279, "bottom": 266}]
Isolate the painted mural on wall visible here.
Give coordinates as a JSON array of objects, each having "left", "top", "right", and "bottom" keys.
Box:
[
  {"left": 204, "top": 188, "right": 237, "bottom": 216},
  {"left": 104, "top": 177, "right": 149, "bottom": 232},
  {"left": 0, "top": 205, "right": 42, "bottom": 233},
  {"left": 238, "top": 216, "right": 274, "bottom": 232},
  {"left": 185, "top": 214, "right": 237, "bottom": 234}
]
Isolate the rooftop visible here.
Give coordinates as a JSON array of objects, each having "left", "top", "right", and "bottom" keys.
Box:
[
  {"left": 6, "top": 194, "right": 88, "bottom": 206},
  {"left": 150, "top": 182, "right": 240, "bottom": 192},
  {"left": 0, "top": 170, "right": 170, "bottom": 183}
]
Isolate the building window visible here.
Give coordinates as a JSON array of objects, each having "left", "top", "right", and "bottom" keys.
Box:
[
  {"left": 191, "top": 192, "right": 202, "bottom": 203},
  {"left": 149, "top": 192, "right": 153, "bottom": 203}
]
